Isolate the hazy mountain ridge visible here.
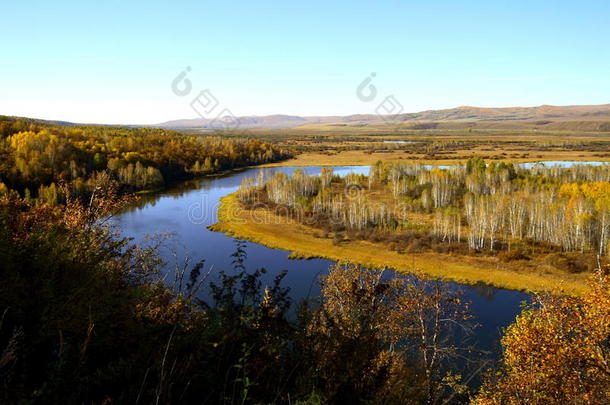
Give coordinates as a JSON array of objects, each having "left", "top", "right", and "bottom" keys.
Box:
[
  {"left": 155, "top": 104, "right": 610, "bottom": 129},
  {"left": 4, "top": 104, "right": 610, "bottom": 131}
]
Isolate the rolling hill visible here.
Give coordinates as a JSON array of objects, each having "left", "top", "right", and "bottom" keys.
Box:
[{"left": 155, "top": 104, "right": 610, "bottom": 131}]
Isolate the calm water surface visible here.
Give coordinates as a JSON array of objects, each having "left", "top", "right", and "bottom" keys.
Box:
[
  {"left": 519, "top": 160, "right": 608, "bottom": 168},
  {"left": 383, "top": 140, "right": 420, "bottom": 144},
  {"left": 113, "top": 165, "right": 530, "bottom": 359}
]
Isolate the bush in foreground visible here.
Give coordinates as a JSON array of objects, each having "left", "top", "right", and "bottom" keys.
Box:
[{"left": 474, "top": 270, "right": 610, "bottom": 404}]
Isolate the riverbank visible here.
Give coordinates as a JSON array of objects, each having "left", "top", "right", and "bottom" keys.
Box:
[
  {"left": 209, "top": 192, "right": 589, "bottom": 296},
  {"left": 134, "top": 160, "right": 293, "bottom": 194},
  {"left": 259, "top": 152, "right": 610, "bottom": 168}
]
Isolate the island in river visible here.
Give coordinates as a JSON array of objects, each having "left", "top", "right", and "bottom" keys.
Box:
[{"left": 210, "top": 160, "right": 610, "bottom": 296}]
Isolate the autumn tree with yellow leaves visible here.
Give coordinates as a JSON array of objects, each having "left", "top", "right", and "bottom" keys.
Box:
[
  {"left": 0, "top": 116, "right": 291, "bottom": 202},
  {"left": 474, "top": 269, "right": 610, "bottom": 404}
]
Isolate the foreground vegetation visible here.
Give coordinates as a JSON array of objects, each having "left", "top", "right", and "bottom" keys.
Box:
[
  {"left": 1, "top": 187, "right": 608, "bottom": 404},
  {"left": 0, "top": 116, "right": 291, "bottom": 203}
]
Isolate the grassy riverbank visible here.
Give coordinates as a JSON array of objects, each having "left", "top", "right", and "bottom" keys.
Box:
[
  {"left": 257, "top": 151, "right": 610, "bottom": 168},
  {"left": 209, "top": 192, "right": 589, "bottom": 296}
]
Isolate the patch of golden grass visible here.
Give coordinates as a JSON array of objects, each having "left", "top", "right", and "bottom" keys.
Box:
[
  {"left": 257, "top": 150, "right": 610, "bottom": 168},
  {"left": 209, "top": 193, "right": 589, "bottom": 296}
]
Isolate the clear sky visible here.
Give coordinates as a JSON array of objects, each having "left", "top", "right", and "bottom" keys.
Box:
[{"left": 1, "top": 1, "right": 609, "bottom": 124}]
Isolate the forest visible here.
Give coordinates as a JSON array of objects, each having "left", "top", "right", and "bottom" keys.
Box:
[
  {"left": 237, "top": 159, "right": 610, "bottom": 274},
  {"left": 0, "top": 116, "right": 291, "bottom": 204},
  {"left": 0, "top": 186, "right": 608, "bottom": 404}
]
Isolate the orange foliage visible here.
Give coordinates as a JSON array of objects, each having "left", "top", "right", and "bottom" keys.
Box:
[{"left": 474, "top": 270, "right": 610, "bottom": 404}]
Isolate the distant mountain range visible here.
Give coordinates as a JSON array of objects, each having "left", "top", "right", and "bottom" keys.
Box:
[
  {"left": 154, "top": 104, "right": 610, "bottom": 130},
  {"left": 5, "top": 104, "right": 610, "bottom": 132}
]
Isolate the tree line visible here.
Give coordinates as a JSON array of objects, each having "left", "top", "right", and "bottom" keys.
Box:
[
  {"left": 0, "top": 116, "right": 291, "bottom": 204},
  {"left": 238, "top": 159, "right": 610, "bottom": 259}
]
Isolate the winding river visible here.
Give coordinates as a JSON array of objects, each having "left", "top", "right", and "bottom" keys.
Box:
[{"left": 113, "top": 165, "right": 532, "bottom": 359}]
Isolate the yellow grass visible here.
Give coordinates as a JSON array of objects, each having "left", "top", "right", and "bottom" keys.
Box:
[
  {"left": 258, "top": 150, "right": 610, "bottom": 168},
  {"left": 209, "top": 193, "right": 589, "bottom": 296}
]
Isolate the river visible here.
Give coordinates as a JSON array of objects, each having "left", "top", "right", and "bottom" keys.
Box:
[{"left": 113, "top": 165, "right": 531, "bottom": 362}]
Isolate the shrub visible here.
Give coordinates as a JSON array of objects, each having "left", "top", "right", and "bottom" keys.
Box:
[
  {"left": 474, "top": 270, "right": 610, "bottom": 404},
  {"left": 497, "top": 250, "right": 528, "bottom": 262}
]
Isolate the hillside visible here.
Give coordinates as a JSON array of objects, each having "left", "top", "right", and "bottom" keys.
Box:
[{"left": 155, "top": 103, "right": 610, "bottom": 131}]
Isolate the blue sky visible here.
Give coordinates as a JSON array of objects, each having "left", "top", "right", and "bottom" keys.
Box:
[{"left": 1, "top": 1, "right": 609, "bottom": 124}]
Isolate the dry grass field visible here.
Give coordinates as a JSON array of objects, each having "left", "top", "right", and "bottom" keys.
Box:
[{"left": 206, "top": 125, "right": 610, "bottom": 167}]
